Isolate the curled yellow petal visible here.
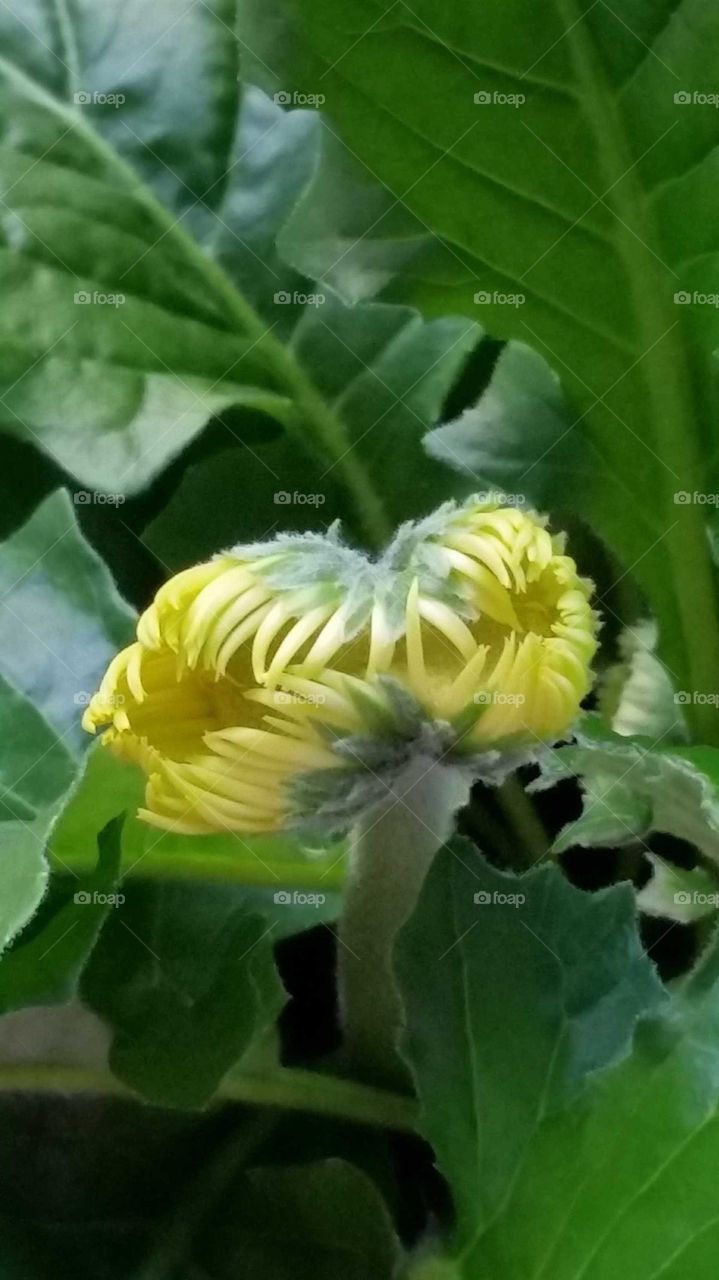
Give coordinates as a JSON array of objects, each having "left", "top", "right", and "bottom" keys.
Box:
[{"left": 83, "top": 498, "right": 598, "bottom": 835}]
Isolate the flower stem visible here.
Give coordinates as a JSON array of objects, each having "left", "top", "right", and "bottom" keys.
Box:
[
  {"left": 338, "top": 760, "right": 471, "bottom": 1086},
  {"left": 52, "top": 848, "right": 347, "bottom": 892},
  {"left": 134, "top": 1110, "right": 275, "bottom": 1280},
  {"left": 0, "top": 1064, "right": 417, "bottom": 1133},
  {"left": 495, "top": 774, "right": 549, "bottom": 868},
  {"left": 259, "top": 338, "right": 394, "bottom": 549}
]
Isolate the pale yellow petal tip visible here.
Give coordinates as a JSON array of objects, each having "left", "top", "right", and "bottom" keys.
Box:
[
  {"left": 425, "top": 502, "right": 598, "bottom": 746},
  {"left": 81, "top": 705, "right": 97, "bottom": 734}
]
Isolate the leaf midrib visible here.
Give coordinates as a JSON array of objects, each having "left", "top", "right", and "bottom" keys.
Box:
[
  {"left": 48, "top": 0, "right": 82, "bottom": 101},
  {"left": 571, "top": 1102, "right": 719, "bottom": 1280},
  {"left": 321, "top": 57, "right": 614, "bottom": 245},
  {"left": 530, "top": 1014, "right": 719, "bottom": 1280},
  {"left": 394, "top": 15, "right": 579, "bottom": 100},
  {"left": 0, "top": 50, "right": 392, "bottom": 545},
  {"left": 527, "top": 1011, "right": 714, "bottom": 1280},
  {"left": 0, "top": 52, "right": 261, "bottom": 334},
  {"left": 556, "top": 0, "right": 719, "bottom": 731},
  {"left": 458, "top": 876, "right": 573, "bottom": 1271}
]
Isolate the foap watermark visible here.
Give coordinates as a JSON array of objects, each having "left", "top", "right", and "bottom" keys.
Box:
[
  {"left": 74, "top": 90, "right": 125, "bottom": 108},
  {"left": 274, "top": 90, "right": 325, "bottom": 108},
  {"left": 475, "top": 490, "right": 526, "bottom": 506},
  {"left": 474, "top": 691, "right": 526, "bottom": 706},
  {"left": 74, "top": 690, "right": 125, "bottom": 708},
  {"left": 74, "top": 290, "right": 125, "bottom": 307},
  {"left": 474, "top": 890, "right": 526, "bottom": 907},
  {"left": 274, "top": 290, "right": 325, "bottom": 307},
  {"left": 274, "top": 490, "right": 325, "bottom": 506},
  {"left": 474, "top": 90, "right": 525, "bottom": 108},
  {"left": 674, "top": 290, "right": 719, "bottom": 308},
  {"left": 674, "top": 891, "right": 719, "bottom": 907},
  {"left": 273, "top": 890, "right": 326, "bottom": 907},
  {"left": 74, "top": 890, "right": 125, "bottom": 907},
  {"left": 674, "top": 491, "right": 719, "bottom": 505},
  {"left": 674, "top": 90, "right": 719, "bottom": 108},
  {"left": 73, "top": 490, "right": 125, "bottom": 506},
  {"left": 474, "top": 289, "right": 525, "bottom": 307},
  {"left": 275, "top": 690, "right": 327, "bottom": 706},
  {"left": 675, "top": 691, "right": 719, "bottom": 707}
]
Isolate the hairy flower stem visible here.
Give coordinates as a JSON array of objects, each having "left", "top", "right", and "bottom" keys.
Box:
[
  {"left": 338, "top": 759, "right": 471, "bottom": 1087},
  {"left": 496, "top": 775, "right": 549, "bottom": 868}
]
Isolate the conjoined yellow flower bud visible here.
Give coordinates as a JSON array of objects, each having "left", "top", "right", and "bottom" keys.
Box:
[{"left": 83, "top": 499, "right": 598, "bottom": 835}]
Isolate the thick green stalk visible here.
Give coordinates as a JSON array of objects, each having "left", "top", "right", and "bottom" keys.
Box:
[
  {"left": 338, "top": 760, "right": 471, "bottom": 1086},
  {"left": 496, "top": 775, "right": 549, "bottom": 868},
  {"left": 0, "top": 1064, "right": 417, "bottom": 1133},
  {"left": 51, "top": 848, "right": 346, "bottom": 892}
]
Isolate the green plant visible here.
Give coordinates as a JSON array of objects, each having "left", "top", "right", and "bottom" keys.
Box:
[{"left": 2, "top": 2, "right": 719, "bottom": 1276}]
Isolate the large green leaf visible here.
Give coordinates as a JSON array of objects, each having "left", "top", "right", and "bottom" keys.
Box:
[
  {"left": 0, "top": 675, "right": 74, "bottom": 817},
  {"left": 290, "top": 299, "right": 478, "bottom": 523},
  {"left": 0, "top": 53, "right": 295, "bottom": 491},
  {"left": 396, "top": 844, "right": 665, "bottom": 1257},
  {"left": 0, "top": 491, "right": 134, "bottom": 956},
  {"left": 268, "top": 0, "right": 719, "bottom": 718},
  {"left": 425, "top": 341, "right": 593, "bottom": 508},
  {"left": 0, "top": 817, "right": 122, "bottom": 1013},
  {"left": 146, "top": 297, "right": 479, "bottom": 563},
  {"left": 195, "top": 1160, "right": 401, "bottom": 1279},
  {"left": 0, "top": 676, "right": 72, "bottom": 958},
  {"left": 0, "top": 0, "right": 240, "bottom": 227},
  {"left": 81, "top": 876, "right": 286, "bottom": 1108},
  {"left": 0, "top": 812, "right": 49, "bottom": 957},
  {"left": 0, "top": 7, "right": 414, "bottom": 543},
  {"left": 278, "top": 121, "right": 430, "bottom": 304},
  {"left": 0, "top": 4, "right": 308, "bottom": 492},
  {"left": 144, "top": 438, "right": 346, "bottom": 570},
  {"left": 398, "top": 858, "right": 719, "bottom": 1278},
  {"left": 208, "top": 84, "right": 324, "bottom": 328},
  {"left": 0, "top": 489, "right": 135, "bottom": 751}
]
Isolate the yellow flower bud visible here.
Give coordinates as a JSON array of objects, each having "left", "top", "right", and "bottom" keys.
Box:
[
  {"left": 389, "top": 500, "right": 598, "bottom": 745},
  {"left": 83, "top": 500, "right": 598, "bottom": 835}
]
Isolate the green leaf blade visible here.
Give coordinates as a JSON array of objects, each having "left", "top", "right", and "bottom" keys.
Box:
[
  {"left": 396, "top": 843, "right": 665, "bottom": 1254},
  {"left": 81, "top": 877, "right": 285, "bottom": 1109},
  {"left": 271, "top": 0, "right": 719, "bottom": 728}
]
